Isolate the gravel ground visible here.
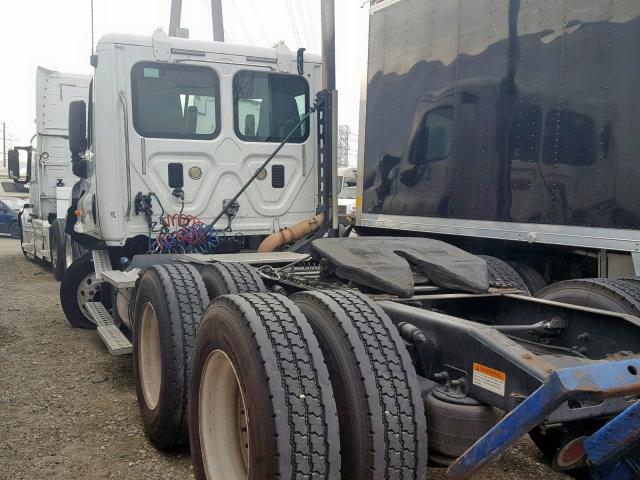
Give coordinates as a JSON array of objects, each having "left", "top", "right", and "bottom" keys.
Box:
[{"left": 0, "top": 236, "right": 570, "bottom": 479}]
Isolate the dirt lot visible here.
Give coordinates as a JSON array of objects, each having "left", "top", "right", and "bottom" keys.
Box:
[{"left": 0, "top": 236, "right": 569, "bottom": 479}]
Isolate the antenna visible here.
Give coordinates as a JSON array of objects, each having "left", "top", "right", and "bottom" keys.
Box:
[{"left": 91, "top": 0, "right": 95, "bottom": 54}]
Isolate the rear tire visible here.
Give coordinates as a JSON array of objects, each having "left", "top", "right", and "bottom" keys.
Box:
[
  {"left": 536, "top": 278, "right": 640, "bottom": 317},
  {"left": 508, "top": 261, "right": 548, "bottom": 295},
  {"left": 189, "top": 293, "right": 340, "bottom": 480},
  {"left": 199, "top": 262, "right": 266, "bottom": 299},
  {"left": 50, "top": 219, "right": 66, "bottom": 280},
  {"left": 292, "top": 289, "right": 428, "bottom": 479},
  {"left": 132, "top": 263, "right": 209, "bottom": 449},
  {"left": 60, "top": 253, "right": 106, "bottom": 329},
  {"left": 480, "top": 255, "right": 530, "bottom": 294}
]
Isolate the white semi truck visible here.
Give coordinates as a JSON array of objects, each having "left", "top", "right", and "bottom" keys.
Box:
[
  {"left": 8, "top": 67, "right": 89, "bottom": 279},
  {"left": 54, "top": 3, "right": 640, "bottom": 480}
]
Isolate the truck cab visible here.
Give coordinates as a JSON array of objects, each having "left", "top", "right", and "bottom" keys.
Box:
[{"left": 70, "top": 30, "right": 322, "bottom": 253}]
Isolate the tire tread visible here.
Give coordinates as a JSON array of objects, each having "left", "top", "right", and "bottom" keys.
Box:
[
  {"left": 298, "top": 289, "right": 428, "bottom": 479},
  {"left": 141, "top": 263, "right": 208, "bottom": 446},
  {"left": 223, "top": 292, "right": 338, "bottom": 478}
]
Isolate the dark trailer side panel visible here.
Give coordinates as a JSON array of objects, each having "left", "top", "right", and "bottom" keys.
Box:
[{"left": 361, "top": 0, "right": 640, "bottom": 247}]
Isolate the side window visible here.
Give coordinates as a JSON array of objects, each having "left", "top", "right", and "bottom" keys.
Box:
[
  {"left": 233, "top": 71, "right": 310, "bottom": 143},
  {"left": 131, "top": 63, "right": 220, "bottom": 139},
  {"left": 409, "top": 106, "right": 454, "bottom": 164},
  {"left": 543, "top": 109, "right": 596, "bottom": 165},
  {"left": 510, "top": 105, "right": 541, "bottom": 162}
]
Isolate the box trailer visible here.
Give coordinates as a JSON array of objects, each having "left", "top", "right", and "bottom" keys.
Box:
[{"left": 358, "top": 0, "right": 640, "bottom": 311}]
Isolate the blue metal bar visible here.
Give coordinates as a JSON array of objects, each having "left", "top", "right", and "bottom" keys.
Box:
[
  {"left": 447, "top": 359, "right": 640, "bottom": 480},
  {"left": 584, "top": 400, "right": 640, "bottom": 466}
]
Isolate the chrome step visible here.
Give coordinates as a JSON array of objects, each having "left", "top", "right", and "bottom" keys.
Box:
[
  {"left": 91, "top": 250, "right": 112, "bottom": 279},
  {"left": 85, "top": 301, "right": 132, "bottom": 356},
  {"left": 101, "top": 269, "right": 141, "bottom": 289}
]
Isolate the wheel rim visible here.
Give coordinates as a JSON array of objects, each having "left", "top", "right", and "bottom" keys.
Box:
[
  {"left": 199, "top": 349, "right": 250, "bottom": 479},
  {"left": 76, "top": 272, "right": 102, "bottom": 323},
  {"left": 64, "top": 235, "right": 74, "bottom": 269},
  {"left": 139, "top": 302, "right": 162, "bottom": 410}
]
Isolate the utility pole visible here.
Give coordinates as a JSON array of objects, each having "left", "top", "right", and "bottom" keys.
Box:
[
  {"left": 338, "top": 125, "right": 351, "bottom": 168},
  {"left": 2, "top": 122, "right": 5, "bottom": 168},
  {"left": 169, "top": 0, "right": 182, "bottom": 37},
  {"left": 211, "top": 0, "right": 225, "bottom": 42}
]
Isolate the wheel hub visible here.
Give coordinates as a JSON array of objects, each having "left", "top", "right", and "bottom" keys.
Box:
[
  {"left": 76, "top": 272, "right": 102, "bottom": 323},
  {"left": 139, "top": 302, "right": 162, "bottom": 410},
  {"left": 199, "top": 349, "right": 250, "bottom": 478}
]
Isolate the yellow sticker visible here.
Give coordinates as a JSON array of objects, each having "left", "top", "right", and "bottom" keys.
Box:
[
  {"left": 472, "top": 363, "right": 506, "bottom": 396},
  {"left": 355, "top": 195, "right": 363, "bottom": 208}
]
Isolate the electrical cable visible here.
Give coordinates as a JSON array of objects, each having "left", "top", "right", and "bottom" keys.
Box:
[
  {"left": 228, "top": 0, "right": 256, "bottom": 45},
  {"left": 295, "top": 0, "right": 312, "bottom": 47},
  {"left": 286, "top": 0, "right": 302, "bottom": 46}
]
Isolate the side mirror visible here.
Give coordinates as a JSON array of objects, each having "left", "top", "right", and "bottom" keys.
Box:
[
  {"left": 68, "top": 100, "right": 89, "bottom": 178},
  {"left": 69, "top": 100, "right": 87, "bottom": 155},
  {"left": 7, "top": 149, "right": 19, "bottom": 180}
]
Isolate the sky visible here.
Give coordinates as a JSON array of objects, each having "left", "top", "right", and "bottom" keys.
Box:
[{"left": 0, "top": 0, "right": 369, "bottom": 159}]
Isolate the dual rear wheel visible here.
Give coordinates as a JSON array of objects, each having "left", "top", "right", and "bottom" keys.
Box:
[{"left": 189, "top": 287, "right": 428, "bottom": 480}]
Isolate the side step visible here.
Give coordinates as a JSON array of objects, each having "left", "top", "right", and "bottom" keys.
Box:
[
  {"left": 101, "top": 269, "right": 141, "bottom": 288},
  {"left": 85, "top": 301, "right": 132, "bottom": 356},
  {"left": 92, "top": 249, "right": 113, "bottom": 280}
]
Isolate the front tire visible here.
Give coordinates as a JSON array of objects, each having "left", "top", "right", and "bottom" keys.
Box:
[
  {"left": 132, "top": 263, "right": 209, "bottom": 449},
  {"left": 189, "top": 293, "right": 340, "bottom": 480},
  {"left": 50, "top": 219, "right": 66, "bottom": 280},
  {"left": 60, "top": 253, "right": 106, "bottom": 329}
]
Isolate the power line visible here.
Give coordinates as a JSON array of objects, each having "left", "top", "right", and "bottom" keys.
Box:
[
  {"left": 286, "top": 0, "right": 302, "bottom": 46},
  {"left": 228, "top": 0, "right": 255, "bottom": 45},
  {"left": 248, "top": 0, "right": 271, "bottom": 45},
  {"left": 295, "top": 0, "right": 311, "bottom": 47}
]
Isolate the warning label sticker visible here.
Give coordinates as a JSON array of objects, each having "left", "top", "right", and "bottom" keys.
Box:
[{"left": 472, "top": 363, "right": 506, "bottom": 396}]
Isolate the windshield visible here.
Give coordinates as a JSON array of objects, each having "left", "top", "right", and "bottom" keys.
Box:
[
  {"left": 1, "top": 198, "right": 23, "bottom": 210},
  {"left": 338, "top": 187, "right": 356, "bottom": 200}
]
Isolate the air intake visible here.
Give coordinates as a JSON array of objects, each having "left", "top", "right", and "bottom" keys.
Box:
[
  {"left": 272, "top": 165, "right": 285, "bottom": 189},
  {"left": 168, "top": 163, "right": 184, "bottom": 189}
]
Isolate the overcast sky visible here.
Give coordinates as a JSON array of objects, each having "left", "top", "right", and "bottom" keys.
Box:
[{"left": 0, "top": 0, "right": 368, "bottom": 150}]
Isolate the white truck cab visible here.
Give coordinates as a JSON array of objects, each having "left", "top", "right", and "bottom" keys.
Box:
[
  {"left": 70, "top": 30, "right": 322, "bottom": 252},
  {"left": 8, "top": 67, "right": 89, "bottom": 279}
]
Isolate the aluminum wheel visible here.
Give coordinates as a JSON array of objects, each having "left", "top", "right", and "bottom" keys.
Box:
[
  {"left": 199, "top": 349, "right": 249, "bottom": 479},
  {"left": 75, "top": 272, "right": 101, "bottom": 324},
  {"left": 139, "top": 302, "right": 162, "bottom": 410}
]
